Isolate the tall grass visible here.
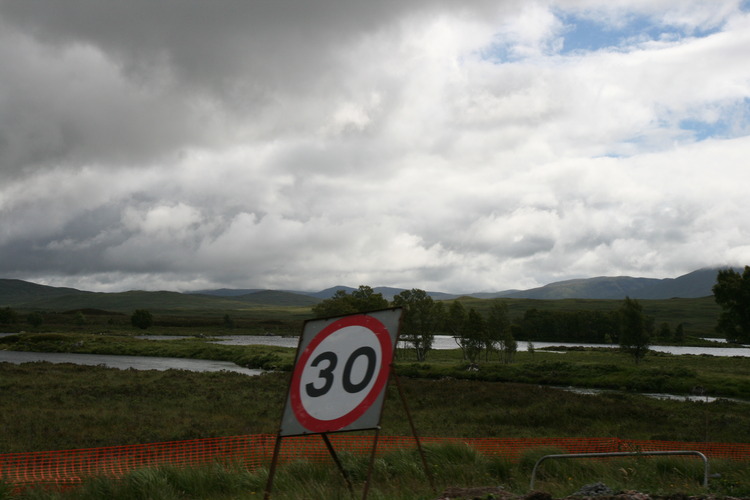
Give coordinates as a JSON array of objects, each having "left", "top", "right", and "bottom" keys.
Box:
[
  {"left": 3, "top": 444, "right": 749, "bottom": 500},
  {"left": 2, "top": 362, "right": 750, "bottom": 454}
]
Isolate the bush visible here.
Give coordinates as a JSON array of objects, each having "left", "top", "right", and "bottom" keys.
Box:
[
  {"left": 131, "top": 310, "right": 154, "bottom": 330},
  {"left": 27, "top": 311, "right": 44, "bottom": 328},
  {"left": 0, "top": 307, "right": 18, "bottom": 325}
]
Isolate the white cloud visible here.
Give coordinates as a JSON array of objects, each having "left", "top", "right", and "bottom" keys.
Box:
[{"left": 0, "top": 0, "right": 749, "bottom": 293}]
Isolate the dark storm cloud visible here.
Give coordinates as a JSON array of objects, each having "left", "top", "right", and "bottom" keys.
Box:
[{"left": 0, "top": 0, "right": 749, "bottom": 293}]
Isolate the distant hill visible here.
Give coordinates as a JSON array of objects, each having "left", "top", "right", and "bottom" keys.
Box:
[
  {"left": 0, "top": 279, "right": 87, "bottom": 307},
  {"left": 628, "top": 268, "right": 728, "bottom": 299},
  {"left": 498, "top": 276, "right": 660, "bottom": 300},
  {"left": 0, "top": 283, "right": 321, "bottom": 311},
  {"left": 0, "top": 267, "right": 735, "bottom": 310},
  {"left": 488, "top": 267, "right": 732, "bottom": 300},
  {"left": 189, "top": 288, "right": 265, "bottom": 297},
  {"left": 231, "top": 290, "right": 321, "bottom": 307}
]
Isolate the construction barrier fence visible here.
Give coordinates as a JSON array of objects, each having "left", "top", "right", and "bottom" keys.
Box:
[{"left": 2, "top": 435, "right": 749, "bottom": 490}]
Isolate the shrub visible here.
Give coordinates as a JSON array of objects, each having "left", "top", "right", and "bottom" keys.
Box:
[{"left": 131, "top": 310, "right": 154, "bottom": 330}]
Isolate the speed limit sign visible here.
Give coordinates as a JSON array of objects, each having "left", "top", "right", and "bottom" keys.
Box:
[{"left": 279, "top": 308, "right": 402, "bottom": 436}]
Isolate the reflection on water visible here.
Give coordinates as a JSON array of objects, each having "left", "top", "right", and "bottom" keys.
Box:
[
  {"left": 0, "top": 350, "right": 262, "bottom": 376},
  {"left": 558, "top": 385, "right": 748, "bottom": 404},
  {"left": 176, "top": 334, "right": 750, "bottom": 357}
]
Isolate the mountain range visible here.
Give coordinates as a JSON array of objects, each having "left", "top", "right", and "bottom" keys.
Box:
[{"left": 0, "top": 267, "right": 732, "bottom": 311}]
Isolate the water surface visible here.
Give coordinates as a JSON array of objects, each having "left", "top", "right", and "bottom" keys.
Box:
[{"left": 0, "top": 350, "right": 262, "bottom": 376}]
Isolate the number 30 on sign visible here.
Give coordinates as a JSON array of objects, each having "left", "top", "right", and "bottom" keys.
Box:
[{"left": 279, "top": 309, "right": 402, "bottom": 436}]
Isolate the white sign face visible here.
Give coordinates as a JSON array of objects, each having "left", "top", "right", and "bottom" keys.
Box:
[{"left": 279, "top": 309, "right": 402, "bottom": 436}]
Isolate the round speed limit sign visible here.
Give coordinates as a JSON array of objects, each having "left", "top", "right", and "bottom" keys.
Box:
[{"left": 280, "top": 310, "right": 401, "bottom": 435}]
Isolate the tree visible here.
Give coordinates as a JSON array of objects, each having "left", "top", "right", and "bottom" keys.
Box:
[
  {"left": 27, "top": 311, "right": 44, "bottom": 328},
  {"left": 223, "top": 314, "right": 235, "bottom": 329},
  {"left": 486, "top": 300, "right": 511, "bottom": 361},
  {"left": 312, "top": 290, "right": 358, "bottom": 317},
  {"left": 673, "top": 323, "right": 685, "bottom": 343},
  {"left": 0, "top": 307, "right": 18, "bottom": 325},
  {"left": 392, "top": 288, "right": 441, "bottom": 361},
  {"left": 350, "top": 285, "right": 389, "bottom": 312},
  {"left": 618, "top": 297, "right": 650, "bottom": 363},
  {"left": 461, "top": 308, "right": 485, "bottom": 364},
  {"left": 131, "top": 309, "right": 154, "bottom": 330},
  {"left": 445, "top": 301, "right": 468, "bottom": 357},
  {"left": 74, "top": 311, "right": 87, "bottom": 327},
  {"left": 712, "top": 266, "right": 750, "bottom": 343},
  {"left": 500, "top": 329, "right": 518, "bottom": 364},
  {"left": 657, "top": 322, "right": 672, "bottom": 341},
  {"left": 311, "top": 285, "right": 389, "bottom": 318}
]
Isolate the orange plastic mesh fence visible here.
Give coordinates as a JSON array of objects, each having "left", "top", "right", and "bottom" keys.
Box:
[{"left": 2, "top": 435, "right": 749, "bottom": 489}]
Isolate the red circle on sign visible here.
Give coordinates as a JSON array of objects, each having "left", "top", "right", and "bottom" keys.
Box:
[{"left": 289, "top": 314, "right": 393, "bottom": 433}]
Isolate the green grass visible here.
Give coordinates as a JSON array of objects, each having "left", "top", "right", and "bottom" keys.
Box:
[
  {"left": 2, "top": 358, "right": 750, "bottom": 498},
  {"left": 3, "top": 444, "right": 749, "bottom": 499},
  {"left": 2, "top": 360, "right": 750, "bottom": 454},
  {"left": 396, "top": 346, "right": 750, "bottom": 400}
]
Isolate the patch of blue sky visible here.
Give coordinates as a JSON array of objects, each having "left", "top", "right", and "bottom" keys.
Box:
[
  {"left": 679, "top": 98, "right": 750, "bottom": 141},
  {"left": 558, "top": 12, "right": 722, "bottom": 55},
  {"left": 478, "top": 9, "right": 726, "bottom": 64},
  {"left": 558, "top": 14, "right": 627, "bottom": 53},
  {"left": 476, "top": 39, "right": 517, "bottom": 64},
  {"left": 679, "top": 119, "right": 725, "bottom": 141}
]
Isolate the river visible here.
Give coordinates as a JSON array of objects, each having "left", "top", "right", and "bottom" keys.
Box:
[
  {"left": 0, "top": 337, "right": 263, "bottom": 376},
  {"left": 1, "top": 334, "right": 749, "bottom": 376},
  {"left": 205, "top": 334, "right": 750, "bottom": 356}
]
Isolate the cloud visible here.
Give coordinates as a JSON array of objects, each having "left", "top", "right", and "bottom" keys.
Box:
[{"left": 0, "top": 0, "right": 749, "bottom": 293}]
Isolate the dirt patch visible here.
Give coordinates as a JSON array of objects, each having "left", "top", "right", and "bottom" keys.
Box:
[{"left": 433, "top": 486, "right": 747, "bottom": 500}]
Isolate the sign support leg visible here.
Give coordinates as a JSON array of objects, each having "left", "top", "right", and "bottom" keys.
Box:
[
  {"left": 392, "top": 371, "right": 436, "bottom": 493},
  {"left": 362, "top": 427, "right": 381, "bottom": 500},
  {"left": 321, "top": 433, "right": 355, "bottom": 497},
  {"left": 263, "top": 434, "right": 283, "bottom": 500}
]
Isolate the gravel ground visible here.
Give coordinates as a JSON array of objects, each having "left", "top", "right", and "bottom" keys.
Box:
[{"left": 433, "top": 483, "right": 745, "bottom": 500}]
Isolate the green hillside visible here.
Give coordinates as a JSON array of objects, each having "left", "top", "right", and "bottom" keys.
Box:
[
  {"left": 504, "top": 276, "right": 659, "bottom": 299},
  {"left": 0, "top": 278, "right": 86, "bottom": 307},
  {"left": 0, "top": 278, "right": 724, "bottom": 337},
  {"left": 230, "top": 290, "right": 321, "bottom": 307},
  {"left": 20, "top": 290, "right": 244, "bottom": 312},
  {"left": 1, "top": 285, "right": 321, "bottom": 312}
]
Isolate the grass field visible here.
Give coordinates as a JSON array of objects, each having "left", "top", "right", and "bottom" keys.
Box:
[
  {"left": 2, "top": 359, "right": 750, "bottom": 499},
  {"left": 1, "top": 294, "right": 748, "bottom": 499},
  {"left": 3, "top": 359, "right": 750, "bottom": 454}
]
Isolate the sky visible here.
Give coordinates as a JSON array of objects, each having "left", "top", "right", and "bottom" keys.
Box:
[{"left": 1, "top": 0, "right": 749, "bottom": 294}]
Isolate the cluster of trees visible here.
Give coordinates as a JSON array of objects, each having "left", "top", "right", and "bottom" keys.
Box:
[
  {"left": 314, "top": 286, "right": 656, "bottom": 363},
  {"left": 0, "top": 307, "right": 19, "bottom": 325},
  {"left": 311, "top": 286, "right": 389, "bottom": 318},
  {"left": 445, "top": 300, "right": 516, "bottom": 364},
  {"left": 313, "top": 286, "right": 442, "bottom": 361},
  {"left": 713, "top": 266, "right": 750, "bottom": 344},
  {"left": 0, "top": 307, "right": 44, "bottom": 328},
  {"left": 313, "top": 287, "right": 519, "bottom": 363},
  {"left": 514, "top": 309, "right": 618, "bottom": 343},
  {"left": 0, "top": 307, "right": 154, "bottom": 331}
]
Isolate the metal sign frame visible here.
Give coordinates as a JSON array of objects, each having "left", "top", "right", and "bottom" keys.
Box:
[{"left": 263, "top": 308, "right": 434, "bottom": 499}]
